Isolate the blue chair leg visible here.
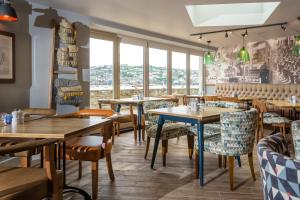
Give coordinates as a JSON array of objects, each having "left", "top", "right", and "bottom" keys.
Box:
[{"left": 236, "top": 156, "right": 242, "bottom": 167}]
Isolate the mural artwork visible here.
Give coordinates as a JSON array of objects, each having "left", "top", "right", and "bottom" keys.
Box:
[{"left": 205, "top": 36, "right": 300, "bottom": 85}]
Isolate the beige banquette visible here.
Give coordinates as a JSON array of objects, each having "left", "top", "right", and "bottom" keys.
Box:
[{"left": 215, "top": 83, "right": 300, "bottom": 100}]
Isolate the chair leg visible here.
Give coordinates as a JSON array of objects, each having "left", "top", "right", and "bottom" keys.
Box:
[
  {"left": 91, "top": 161, "right": 99, "bottom": 200},
  {"left": 20, "top": 156, "right": 31, "bottom": 168},
  {"left": 223, "top": 156, "right": 227, "bottom": 169},
  {"left": 144, "top": 137, "right": 151, "bottom": 159},
  {"left": 112, "top": 123, "right": 116, "bottom": 145},
  {"left": 105, "top": 152, "right": 115, "bottom": 181},
  {"left": 187, "top": 134, "right": 194, "bottom": 159},
  {"left": 218, "top": 155, "right": 222, "bottom": 168},
  {"left": 162, "top": 140, "right": 168, "bottom": 167},
  {"left": 248, "top": 153, "right": 256, "bottom": 181},
  {"left": 78, "top": 160, "right": 82, "bottom": 179},
  {"left": 195, "top": 151, "right": 199, "bottom": 178},
  {"left": 142, "top": 126, "right": 145, "bottom": 142},
  {"left": 117, "top": 122, "right": 121, "bottom": 137},
  {"left": 228, "top": 156, "right": 234, "bottom": 190}
]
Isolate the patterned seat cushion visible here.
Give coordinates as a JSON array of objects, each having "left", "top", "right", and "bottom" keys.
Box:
[
  {"left": 257, "top": 133, "right": 300, "bottom": 200},
  {"left": 263, "top": 116, "right": 291, "bottom": 124},
  {"left": 263, "top": 112, "right": 281, "bottom": 118},
  {"left": 190, "top": 123, "right": 221, "bottom": 139},
  {"left": 146, "top": 123, "right": 193, "bottom": 140},
  {"left": 292, "top": 120, "right": 300, "bottom": 160}
]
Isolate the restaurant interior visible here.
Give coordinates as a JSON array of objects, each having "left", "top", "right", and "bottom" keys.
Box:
[{"left": 0, "top": 0, "right": 300, "bottom": 199}]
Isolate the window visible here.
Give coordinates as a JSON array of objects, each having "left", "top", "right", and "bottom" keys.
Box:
[
  {"left": 120, "top": 43, "right": 144, "bottom": 98},
  {"left": 172, "top": 51, "right": 186, "bottom": 94},
  {"left": 90, "top": 38, "right": 113, "bottom": 108},
  {"left": 149, "top": 48, "right": 168, "bottom": 96},
  {"left": 190, "top": 55, "right": 203, "bottom": 95}
]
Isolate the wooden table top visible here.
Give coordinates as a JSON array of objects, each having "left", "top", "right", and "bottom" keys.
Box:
[
  {"left": 148, "top": 106, "right": 242, "bottom": 123},
  {"left": 267, "top": 100, "right": 300, "bottom": 108},
  {"left": 98, "top": 97, "right": 174, "bottom": 104},
  {"left": 0, "top": 117, "right": 111, "bottom": 139}
]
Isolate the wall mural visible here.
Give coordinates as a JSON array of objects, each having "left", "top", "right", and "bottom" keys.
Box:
[{"left": 205, "top": 36, "right": 300, "bottom": 85}]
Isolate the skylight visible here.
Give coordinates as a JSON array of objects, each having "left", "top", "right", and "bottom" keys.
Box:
[{"left": 186, "top": 2, "right": 280, "bottom": 27}]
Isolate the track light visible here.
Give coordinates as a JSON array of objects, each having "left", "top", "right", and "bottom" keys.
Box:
[
  {"left": 225, "top": 31, "right": 229, "bottom": 38},
  {"left": 281, "top": 24, "right": 287, "bottom": 31},
  {"left": 244, "top": 29, "right": 248, "bottom": 37},
  {"left": 198, "top": 35, "right": 202, "bottom": 40}
]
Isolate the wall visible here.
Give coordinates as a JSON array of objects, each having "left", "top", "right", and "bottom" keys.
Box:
[
  {"left": 0, "top": 1, "right": 32, "bottom": 113},
  {"left": 0, "top": 0, "right": 91, "bottom": 113},
  {"left": 205, "top": 36, "right": 300, "bottom": 95}
]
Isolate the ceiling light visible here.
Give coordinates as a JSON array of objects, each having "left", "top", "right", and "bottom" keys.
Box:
[
  {"left": 225, "top": 32, "right": 229, "bottom": 38},
  {"left": 228, "top": 31, "right": 232, "bottom": 35},
  {"left": 198, "top": 35, "right": 202, "bottom": 40},
  {"left": 238, "top": 34, "right": 250, "bottom": 62},
  {"left": 244, "top": 29, "right": 248, "bottom": 37},
  {"left": 281, "top": 24, "right": 287, "bottom": 31},
  {"left": 0, "top": 0, "right": 17, "bottom": 22},
  {"left": 204, "top": 41, "right": 215, "bottom": 65}
]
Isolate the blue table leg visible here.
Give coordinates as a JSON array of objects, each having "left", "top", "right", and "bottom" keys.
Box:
[
  {"left": 151, "top": 115, "right": 165, "bottom": 169},
  {"left": 197, "top": 122, "right": 204, "bottom": 186},
  {"left": 137, "top": 104, "right": 143, "bottom": 143}
]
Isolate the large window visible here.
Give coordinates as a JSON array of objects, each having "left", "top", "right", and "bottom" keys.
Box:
[
  {"left": 172, "top": 51, "right": 186, "bottom": 94},
  {"left": 90, "top": 38, "right": 113, "bottom": 108},
  {"left": 190, "top": 55, "right": 203, "bottom": 95},
  {"left": 149, "top": 48, "right": 168, "bottom": 96},
  {"left": 120, "top": 43, "right": 144, "bottom": 98}
]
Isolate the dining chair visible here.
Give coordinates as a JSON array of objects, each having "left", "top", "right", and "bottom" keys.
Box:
[
  {"left": 59, "top": 109, "right": 115, "bottom": 200},
  {"left": 0, "top": 138, "right": 63, "bottom": 200},
  {"left": 253, "top": 99, "right": 291, "bottom": 143},
  {"left": 291, "top": 120, "right": 300, "bottom": 160},
  {"left": 0, "top": 108, "right": 56, "bottom": 168},
  {"left": 194, "top": 109, "right": 258, "bottom": 190},
  {"left": 143, "top": 100, "right": 194, "bottom": 166},
  {"left": 257, "top": 133, "right": 300, "bottom": 199}
]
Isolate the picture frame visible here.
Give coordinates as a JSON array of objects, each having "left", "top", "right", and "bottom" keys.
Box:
[{"left": 0, "top": 30, "right": 15, "bottom": 83}]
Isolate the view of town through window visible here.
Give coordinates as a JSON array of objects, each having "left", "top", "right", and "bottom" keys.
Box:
[
  {"left": 90, "top": 38, "right": 113, "bottom": 108},
  {"left": 172, "top": 51, "right": 187, "bottom": 94},
  {"left": 149, "top": 48, "right": 168, "bottom": 96},
  {"left": 190, "top": 55, "right": 201, "bottom": 95}
]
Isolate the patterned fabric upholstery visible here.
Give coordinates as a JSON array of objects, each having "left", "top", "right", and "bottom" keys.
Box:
[
  {"left": 205, "top": 101, "right": 242, "bottom": 109},
  {"left": 257, "top": 133, "right": 300, "bottom": 200},
  {"left": 189, "top": 123, "right": 221, "bottom": 139},
  {"left": 292, "top": 120, "right": 300, "bottom": 160},
  {"left": 263, "top": 116, "right": 291, "bottom": 125},
  {"left": 203, "top": 108, "right": 258, "bottom": 156},
  {"left": 143, "top": 101, "right": 193, "bottom": 139}
]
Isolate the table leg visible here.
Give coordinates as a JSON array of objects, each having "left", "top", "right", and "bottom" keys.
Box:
[
  {"left": 151, "top": 115, "right": 165, "bottom": 169},
  {"left": 197, "top": 122, "right": 204, "bottom": 186},
  {"left": 137, "top": 104, "right": 143, "bottom": 143},
  {"left": 62, "top": 142, "right": 92, "bottom": 200}
]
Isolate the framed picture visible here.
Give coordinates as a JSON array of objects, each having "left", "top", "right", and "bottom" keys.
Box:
[{"left": 0, "top": 31, "right": 15, "bottom": 83}]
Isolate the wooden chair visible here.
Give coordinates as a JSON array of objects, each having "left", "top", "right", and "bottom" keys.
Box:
[
  {"left": 0, "top": 108, "right": 56, "bottom": 168},
  {"left": 0, "top": 138, "right": 63, "bottom": 200},
  {"left": 253, "top": 99, "right": 291, "bottom": 143},
  {"left": 59, "top": 109, "right": 115, "bottom": 200}
]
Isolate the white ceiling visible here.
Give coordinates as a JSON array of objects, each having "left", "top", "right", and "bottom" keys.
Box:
[{"left": 27, "top": 0, "right": 300, "bottom": 47}]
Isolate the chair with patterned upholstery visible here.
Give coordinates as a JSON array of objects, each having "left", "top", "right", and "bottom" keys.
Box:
[
  {"left": 195, "top": 109, "right": 258, "bottom": 190},
  {"left": 143, "top": 101, "right": 194, "bottom": 166},
  {"left": 257, "top": 133, "right": 300, "bottom": 200},
  {"left": 292, "top": 120, "right": 300, "bottom": 160},
  {"left": 254, "top": 98, "right": 291, "bottom": 143}
]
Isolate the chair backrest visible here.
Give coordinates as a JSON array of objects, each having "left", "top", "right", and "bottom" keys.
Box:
[
  {"left": 205, "top": 101, "right": 243, "bottom": 109},
  {"left": 143, "top": 101, "right": 176, "bottom": 126},
  {"left": 292, "top": 120, "right": 300, "bottom": 160},
  {"left": 257, "top": 133, "right": 300, "bottom": 200},
  {"left": 220, "top": 108, "right": 258, "bottom": 155}
]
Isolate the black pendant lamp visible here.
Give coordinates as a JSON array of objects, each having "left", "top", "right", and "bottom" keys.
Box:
[{"left": 0, "top": 0, "right": 17, "bottom": 22}]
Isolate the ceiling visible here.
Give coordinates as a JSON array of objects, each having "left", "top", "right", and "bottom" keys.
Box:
[{"left": 27, "top": 0, "right": 300, "bottom": 47}]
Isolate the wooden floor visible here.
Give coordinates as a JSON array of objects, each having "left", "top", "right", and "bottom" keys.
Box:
[{"left": 63, "top": 131, "right": 264, "bottom": 200}]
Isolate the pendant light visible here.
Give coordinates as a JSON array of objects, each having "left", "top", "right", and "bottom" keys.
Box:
[
  {"left": 0, "top": 0, "right": 17, "bottom": 22},
  {"left": 204, "top": 41, "right": 215, "bottom": 65},
  {"left": 238, "top": 34, "right": 250, "bottom": 62}
]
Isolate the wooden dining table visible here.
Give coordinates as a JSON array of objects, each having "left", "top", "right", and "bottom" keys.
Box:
[
  {"left": 148, "top": 106, "right": 241, "bottom": 186},
  {"left": 267, "top": 100, "right": 300, "bottom": 120},
  {"left": 0, "top": 116, "right": 112, "bottom": 200},
  {"left": 98, "top": 97, "right": 176, "bottom": 143}
]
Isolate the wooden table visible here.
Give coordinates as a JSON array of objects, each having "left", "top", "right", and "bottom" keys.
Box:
[
  {"left": 267, "top": 100, "right": 300, "bottom": 120},
  {"left": 179, "top": 95, "right": 204, "bottom": 105},
  {"left": 148, "top": 106, "right": 241, "bottom": 186},
  {"left": 98, "top": 97, "right": 176, "bottom": 143},
  {"left": 0, "top": 117, "right": 112, "bottom": 200}
]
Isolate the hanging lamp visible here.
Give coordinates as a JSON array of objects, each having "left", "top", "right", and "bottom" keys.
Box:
[
  {"left": 237, "top": 34, "right": 250, "bottom": 62},
  {"left": 0, "top": 0, "right": 17, "bottom": 22},
  {"left": 204, "top": 41, "right": 215, "bottom": 64}
]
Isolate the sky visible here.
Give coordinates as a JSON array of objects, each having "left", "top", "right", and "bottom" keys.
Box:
[{"left": 90, "top": 38, "right": 202, "bottom": 68}]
